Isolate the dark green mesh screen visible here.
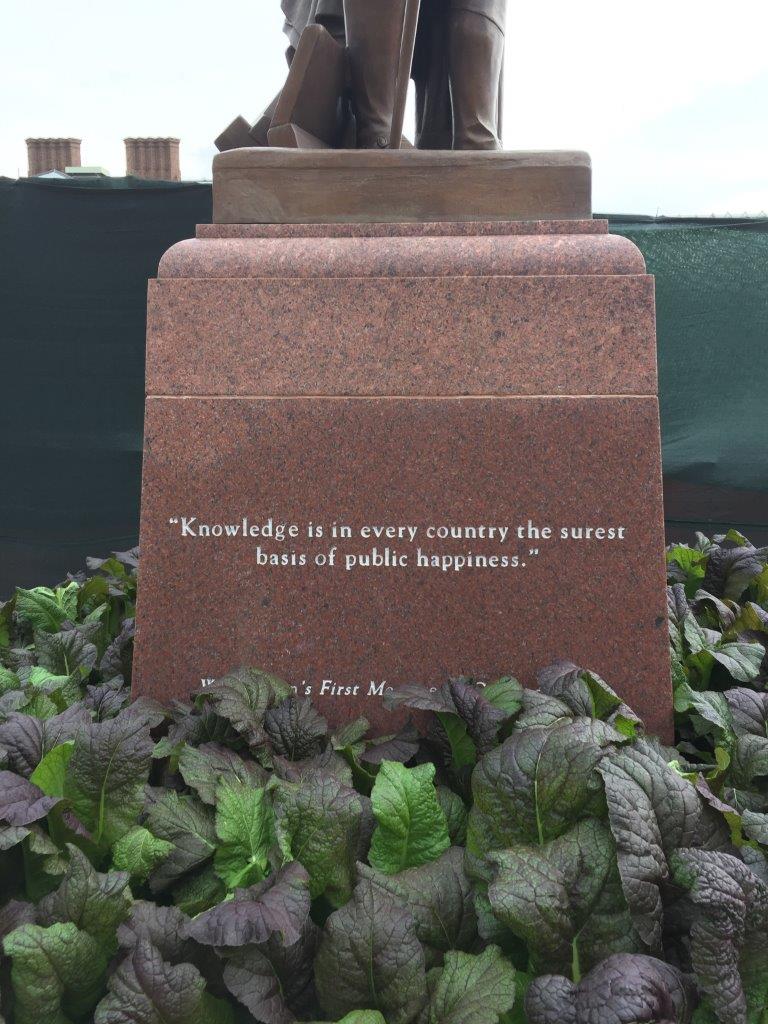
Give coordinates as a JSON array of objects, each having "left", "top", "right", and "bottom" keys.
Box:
[
  {"left": 0, "top": 176, "right": 765, "bottom": 594},
  {"left": 608, "top": 217, "right": 768, "bottom": 543}
]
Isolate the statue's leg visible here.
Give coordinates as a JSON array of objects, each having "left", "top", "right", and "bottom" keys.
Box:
[
  {"left": 315, "top": 14, "right": 346, "bottom": 44},
  {"left": 447, "top": 9, "right": 504, "bottom": 150},
  {"left": 344, "top": 0, "right": 407, "bottom": 148}
]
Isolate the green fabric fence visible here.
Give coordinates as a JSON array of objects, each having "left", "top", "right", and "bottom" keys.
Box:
[
  {"left": 608, "top": 216, "right": 768, "bottom": 544},
  {"left": 0, "top": 175, "right": 766, "bottom": 595}
]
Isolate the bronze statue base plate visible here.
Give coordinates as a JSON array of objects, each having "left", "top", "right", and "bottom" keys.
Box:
[{"left": 212, "top": 148, "right": 591, "bottom": 225}]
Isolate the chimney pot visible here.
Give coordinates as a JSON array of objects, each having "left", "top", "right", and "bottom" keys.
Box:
[
  {"left": 124, "top": 137, "right": 181, "bottom": 180},
  {"left": 26, "top": 138, "right": 82, "bottom": 176}
]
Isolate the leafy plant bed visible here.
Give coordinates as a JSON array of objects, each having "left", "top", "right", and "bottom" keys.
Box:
[{"left": 0, "top": 532, "right": 765, "bottom": 1024}]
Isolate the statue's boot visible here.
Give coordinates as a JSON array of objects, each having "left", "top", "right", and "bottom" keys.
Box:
[
  {"left": 448, "top": 9, "right": 504, "bottom": 150},
  {"left": 344, "top": 0, "right": 408, "bottom": 148}
]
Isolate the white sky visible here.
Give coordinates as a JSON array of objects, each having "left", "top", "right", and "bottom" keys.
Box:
[{"left": 1, "top": 0, "right": 767, "bottom": 215}]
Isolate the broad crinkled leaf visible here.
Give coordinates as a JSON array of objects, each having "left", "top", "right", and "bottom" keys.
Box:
[
  {"left": 14, "top": 584, "right": 79, "bottom": 634},
  {"left": 170, "top": 864, "right": 225, "bottom": 917},
  {"left": 214, "top": 779, "right": 274, "bottom": 889},
  {"left": 196, "top": 668, "right": 292, "bottom": 748},
  {"left": 65, "top": 708, "right": 155, "bottom": 850},
  {"left": 385, "top": 679, "right": 515, "bottom": 754},
  {"left": 309, "top": 1015, "right": 385, "bottom": 1024},
  {"left": 29, "top": 741, "right": 74, "bottom": 797},
  {"left": 672, "top": 848, "right": 768, "bottom": 1024},
  {"left": 0, "top": 770, "right": 59, "bottom": 825},
  {"left": 274, "top": 771, "right": 367, "bottom": 905},
  {"left": 38, "top": 845, "right": 132, "bottom": 948},
  {"left": 675, "top": 683, "right": 732, "bottom": 735},
  {"left": 720, "top": 689, "right": 768, "bottom": 789},
  {"left": 360, "top": 723, "right": 420, "bottom": 766},
  {"left": 93, "top": 937, "right": 234, "bottom": 1024},
  {"left": 668, "top": 547, "right": 707, "bottom": 595},
  {"left": 117, "top": 901, "right": 194, "bottom": 963},
  {"left": 0, "top": 900, "right": 36, "bottom": 940},
  {"left": 383, "top": 684, "right": 454, "bottom": 714},
  {"left": 368, "top": 761, "right": 450, "bottom": 874},
  {"left": 264, "top": 697, "right": 329, "bottom": 759},
  {"left": 703, "top": 543, "right": 768, "bottom": 601},
  {"left": 0, "top": 665, "right": 21, "bottom": 696},
  {"left": 99, "top": 619, "right": 135, "bottom": 683},
  {"left": 427, "top": 714, "right": 477, "bottom": 773},
  {"left": 723, "top": 688, "right": 768, "bottom": 737},
  {"left": 487, "top": 819, "right": 639, "bottom": 975},
  {"left": 186, "top": 862, "right": 311, "bottom": 948},
  {"left": 742, "top": 809, "right": 768, "bottom": 846},
  {"left": 112, "top": 827, "right": 173, "bottom": 882},
  {"left": 437, "top": 786, "right": 468, "bottom": 845},
  {"left": 358, "top": 847, "right": 476, "bottom": 963},
  {"left": 710, "top": 642, "right": 765, "bottom": 683},
  {"left": 86, "top": 680, "right": 131, "bottom": 720},
  {"left": 332, "top": 717, "right": 370, "bottom": 748},
  {"left": 537, "top": 661, "right": 623, "bottom": 720},
  {"left": 483, "top": 675, "right": 524, "bottom": 716},
  {"left": 427, "top": 946, "right": 516, "bottom": 1024},
  {"left": 16, "top": 826, "right": 69, "bottom": 894},
  {"left": 0, "top": 691, "right": 38, "bottom": 722},
  {"left": 598, "top": 740, "right": 729, "bottom": 952},
  {"left": 35, "top": 628, "right": 98, "bottom": 679},
  {"left": 145, "top": 790, "right": 216, "bottom": 893},
  {"left": 525, "top": 953, "right": 695, "bottom": 1024},
  {"left": 0, "top": 706, "right": 90, "bottom": 778},
  {"left": 17, "top": 665, "right": 81, "bottom": 710},
  {"left": 4, "top": 922, "right": 107, "bottom": 1024},
  {"left": 740, "top": 846, "right": 768, "bottom": 887},
  {"left": 446, "top": 679, "right": 509, "bottom": 754},
  {"left": 466, "top": 719, "right": 621, "bottom": 874},
  {"left": 314, "top": 878, "right": 427, "bottom": 1024},
  {"left": 511, "top": 689, "right": 574, "bottom": 731},
  {"left": 0, "top": 823, "right": 32, "bottom": 851},
  {"left": 178, "top": 742, "right": 268, "bottom": 805},
  {"left": 692, "top": 588, "right": 738, "bottom": 629},
  {"left": 223, "top": 923, "right": 319, "bottom": 1024},
  {"left": 731, "top": 733, "right": 768, "bottom": 790},
  {"left": 154, "top": 702, "right": 240, "bottom": 761},
  {"left": 273, "top": 747, "right": 354, "bottom": 787}
]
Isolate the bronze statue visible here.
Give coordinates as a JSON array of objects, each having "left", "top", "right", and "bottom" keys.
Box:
[{"left": 217, "top": 0, "right": 506, "bottom": 152}]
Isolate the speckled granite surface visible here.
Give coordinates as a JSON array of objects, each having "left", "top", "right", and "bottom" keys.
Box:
[
  {"left": 197, "top": 219, "right": 608, "bottom": 239},
  {"left": 158, "top": 233, "right": 643, "bottom": 280},
  {"left": 146, "top": 275, "right": 655, "bottom": 398},
  {"left": 133, "top": 220, "right": 671, "bottom": 737}
]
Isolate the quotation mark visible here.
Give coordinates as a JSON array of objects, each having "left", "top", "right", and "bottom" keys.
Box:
[
  {"left": 529, "top": 548, "right": 539, "bottom": 556},
  {"left": 169, "top": 517, "right": 179, "bottom": 525}
]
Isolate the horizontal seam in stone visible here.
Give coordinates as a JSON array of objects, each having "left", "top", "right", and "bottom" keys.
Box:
[
  {"left": 145, "top": 394, "right": 658, "bottom": 401},
  {"left": 157, "top": 272, "right": 645, "bottom": 278}
]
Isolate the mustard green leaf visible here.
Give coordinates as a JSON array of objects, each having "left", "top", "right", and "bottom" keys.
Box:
[{"left": 369, "top": 761, "right": 450, "bottom": 874}]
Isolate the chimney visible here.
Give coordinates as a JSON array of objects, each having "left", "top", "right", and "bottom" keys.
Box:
[
  {"left": 124, "top": 138, "right": 181, "bottom": 180},
  {"left": 26, "top": 138, "right": 82, "bottom": 176}
]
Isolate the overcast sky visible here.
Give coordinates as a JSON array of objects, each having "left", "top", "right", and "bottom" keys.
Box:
[{"left": 1, "top": 0, "right": 766, "bottom": 215}]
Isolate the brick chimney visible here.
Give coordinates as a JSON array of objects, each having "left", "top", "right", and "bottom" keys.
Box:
[
  {"left": 26, "top": 138, "right": 81, "bottom": 176},
  {"left": 124, "top": 138, "right": 181, "bottom": 180}
]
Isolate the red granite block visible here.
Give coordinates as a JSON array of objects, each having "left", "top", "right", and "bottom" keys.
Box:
[
  {"left": 133, "top": 395, "right": 669, "bottom": 738},
  {"left": 146, "top": 225, "right": 655, "bottom": 399},
  {"left": 134, "top": 219, "right": 671, "bottom": 738},
  {"left": 158, "top": 232, "right": 642, "bottom": 280},
  {"left": 147, "top": 275, "right": 656, "bottom": 398},
  {"left": 196, "top": 219, "right": 608, "bottom": 239}
]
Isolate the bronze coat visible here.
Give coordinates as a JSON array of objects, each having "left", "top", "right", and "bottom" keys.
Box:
[{"left": 279, "top": 0, "right": 506, "bottom": 146}]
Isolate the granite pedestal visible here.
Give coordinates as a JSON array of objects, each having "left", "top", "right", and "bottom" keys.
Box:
[{"left": 133, "top": 212, "right": 670, "bottom": 737}]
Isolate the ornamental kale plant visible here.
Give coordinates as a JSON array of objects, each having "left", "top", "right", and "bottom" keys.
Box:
[{"left": 0, "top": 538, "right": 765, "bottom": 1023}]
